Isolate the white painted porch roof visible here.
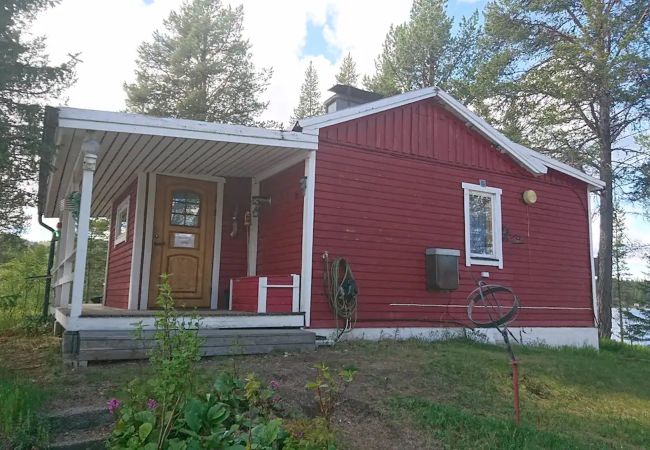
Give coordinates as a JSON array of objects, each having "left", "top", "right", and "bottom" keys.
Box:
[{"left": 42, "top": 107, "right": 317, "bottom": 217}]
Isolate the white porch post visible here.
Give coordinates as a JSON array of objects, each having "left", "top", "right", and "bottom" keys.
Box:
[
  {"left": 299, "top": 151, "right": 316, "bottom": 326},
  {"left": 247, "top": 178, "right": 260, "bottom": 276},
  {"left": 70, "top": 149, "right": 98, "bottom": 318},
  {"left": 210, "top": 179, "right": 225, "bottom": 309}
]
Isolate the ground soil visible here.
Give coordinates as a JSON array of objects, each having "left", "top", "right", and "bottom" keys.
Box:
[{"left": 0, "top": 333, "right": 435, "bottom": 449}]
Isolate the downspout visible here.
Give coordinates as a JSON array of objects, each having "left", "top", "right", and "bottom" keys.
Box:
[
  {"left": 38, "top": 106, "right": 60, "bottom": 319},
  {"left": 38, "top": 216, "right": 57, "bottom": 319}
]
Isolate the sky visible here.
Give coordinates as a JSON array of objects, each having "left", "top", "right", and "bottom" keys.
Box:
[{"left": 21, "top": 0, "right": 649, "bottom": 277}]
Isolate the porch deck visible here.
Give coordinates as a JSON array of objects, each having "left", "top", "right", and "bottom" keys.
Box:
[
  {"left": 58, "top": 304, "right": 263, "bottom": 317},
  {"left": 55, "top": 304, "right": 314, "bottom": 365}
]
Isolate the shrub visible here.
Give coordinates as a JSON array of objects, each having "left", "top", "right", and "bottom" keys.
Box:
[
  {"left": 108, "top": 276, "right": 338, "bottom": 449},
  {"left": 306, "top": 363, "right": 358, "bottom": 427}
]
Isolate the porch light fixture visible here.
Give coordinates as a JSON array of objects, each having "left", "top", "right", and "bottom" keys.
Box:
[
  {"left": 300, "top": 176, "right": 308, "bottom": 194},
  {"left": 251, "top": 196, "right": 271, "bottom": 217}
]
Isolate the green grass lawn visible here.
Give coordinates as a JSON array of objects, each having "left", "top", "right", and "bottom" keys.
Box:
[
  {"left": 384, "top": 339, "right": 650, "bottom": 449},
  {"left": 0, "top": 332, "right": 649, "bottom": 449}
]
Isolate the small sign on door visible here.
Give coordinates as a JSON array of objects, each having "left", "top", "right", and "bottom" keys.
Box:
[{"left": 173, "top": 233, "right": 196, "bottom": 248}]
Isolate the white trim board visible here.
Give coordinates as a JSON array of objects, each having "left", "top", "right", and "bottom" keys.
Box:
[
  {"left": 54, "top": 308, "right": 305, "bottom": 331},
  {"left": 139, "top": 173, "right": 157, "bottom": 309},
  {"left": 127, "top": 174, "right": 147, "bottom": 309},
  {"left": 587, "top": 188, "right": 598, "bottom": 326},
  {"left": 247, "top": 179, "right": 260, "bottom": 276},
  {"left": 210, "top": 179, "right": 225, "bottom": 309},
  {"left": 462, "top": 182, "right": 503, "bottom": 269},
  {"left": 300, "top": 152, "right": 316, "bottom": 326},
  {"left": 297, "top": 87, "right": 603, "bottom": 189},
  {"left": 55, "top": 107, "right": 318, "bottom": 150},
  {"left": 310, "top": 327, "right": 599, "bottom": 349}
]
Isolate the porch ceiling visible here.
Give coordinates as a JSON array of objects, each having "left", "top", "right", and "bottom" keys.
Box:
[{"left": 41, "top": 107, "right": 317, "bottom": 217}]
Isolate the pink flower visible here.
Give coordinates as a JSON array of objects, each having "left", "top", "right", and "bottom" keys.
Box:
[
  {"left": 269, "top": 380, "right": 281, "bottom": 390},
  {"left": 147, "top": 399, "right": 158, "bottom": 410},
  {"left": 107, "top": 398, "right": 121, "bottom": 415}
]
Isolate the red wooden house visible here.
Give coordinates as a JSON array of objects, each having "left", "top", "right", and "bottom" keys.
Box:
[{"left": 40, "top": 85, "right": 603, "bottom": 363}]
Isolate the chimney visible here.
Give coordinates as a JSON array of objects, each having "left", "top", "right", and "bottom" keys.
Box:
[{"left": 323, "top": 84, "right": 384, "bottom": 113}]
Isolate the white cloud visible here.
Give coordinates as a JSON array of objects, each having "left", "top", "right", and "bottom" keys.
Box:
[{"left": 29, "top": 0, "right": 410, "bottom": 124}]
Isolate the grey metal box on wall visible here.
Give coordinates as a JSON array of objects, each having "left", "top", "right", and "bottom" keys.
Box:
[{"left": 425, "top": 248, "right": 460, "bottom": 291}]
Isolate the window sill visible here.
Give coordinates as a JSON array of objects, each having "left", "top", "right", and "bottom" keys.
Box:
[{"left": 468, "top": 258, "right": 502, "bottom": 268}]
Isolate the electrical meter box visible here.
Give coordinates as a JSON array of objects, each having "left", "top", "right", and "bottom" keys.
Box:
[{"left": 425, "top": 248, "right": 460, "bottom": 291}]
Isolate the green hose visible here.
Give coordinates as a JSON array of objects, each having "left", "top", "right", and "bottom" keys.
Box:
[{"left": 322, "top": 254, "right": 358, "bottom": 341}]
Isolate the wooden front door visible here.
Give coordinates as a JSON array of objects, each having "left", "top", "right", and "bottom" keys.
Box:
[{"left": 148, "top": 175, "right": 217, "bottom": 308}]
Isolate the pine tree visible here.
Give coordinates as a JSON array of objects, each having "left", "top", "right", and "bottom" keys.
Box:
[
  {"left": 364, "top": 0, "right": 483, "bottom": 101},
  {"left": 1, "top": 0, "right": 77, "bottom": 233},
  {"left": 291, "top": 61, "right": 323, "bottom": 122},
  {"left": 335, "top": 53, "right": 359, "bottom": 86},
  {"left": 124, "top": 0, "right": 270, "bottom": 126},
  {"left": 479, "top": 0, "right": 650, "bottom": 338}
]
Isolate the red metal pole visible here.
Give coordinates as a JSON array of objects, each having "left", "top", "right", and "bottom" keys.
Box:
[{"left": 512, "top": 359, "right": 520, "bottom": 424}]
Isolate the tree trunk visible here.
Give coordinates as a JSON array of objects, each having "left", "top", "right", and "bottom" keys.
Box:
[{"left": 597, "top": 96, "right": 613, "bottom": 339}]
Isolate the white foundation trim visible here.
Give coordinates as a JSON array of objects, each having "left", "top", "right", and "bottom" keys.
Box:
[
  {"left": 247, "top": 179, "right": 260, "bottom": 276},
  {"left": 257, "top": 277, "right": 268, "bottom": 313},
  {"left": 300, "top": 152, "right": 316, "bottom": 326},
  {"left": 311, "top": 326, "right": 599, "bottom": 348},
  {"left": 128, "top": 174, "right": 147, "bottom": 309},
  {"left": 210, "top": 179, "right": 225, "bottom": 309},
  {"left": 139, "top": 173, "right": 157, "bottom": 309}
]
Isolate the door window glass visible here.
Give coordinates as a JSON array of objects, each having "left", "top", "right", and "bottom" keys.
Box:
[{"left": 170, "top": 191, "right": 201, "bottom": 227}]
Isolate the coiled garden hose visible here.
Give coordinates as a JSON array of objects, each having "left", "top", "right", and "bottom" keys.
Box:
[{"left": 322, "top": 253, "right": 358, "bottom": 342}]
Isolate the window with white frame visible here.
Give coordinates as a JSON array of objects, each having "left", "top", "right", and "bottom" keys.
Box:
[
  {"left": 462, "top": 182, "right": 503, "bottom": 268},
  {"left": 114, "top": 197, "right": 130, "bottom": 245}
]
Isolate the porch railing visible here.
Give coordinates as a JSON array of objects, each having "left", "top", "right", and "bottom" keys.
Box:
[{"left": 230, "top": 275, "right": 300, "bottom": 314}]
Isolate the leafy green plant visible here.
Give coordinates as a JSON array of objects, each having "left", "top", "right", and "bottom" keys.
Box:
[
  {"left": 306, "top": 363, "right": 357, "bottom": 427},
  {"left": 109, "top": 276, "right": 333, "bottom": 449},
  {"left": 110, "top": 369, "right": 324, "bottom": 449},
  {"left": 283, "top": 418, "right": 336, "bottom": 450},
  {"left": 110, "top": 274, "right": 203, "bottom": 448}
]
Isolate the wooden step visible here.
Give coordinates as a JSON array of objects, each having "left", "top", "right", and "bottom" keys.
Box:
[{"left": 64, "top": 328, "right": 316, "bottom": 364}]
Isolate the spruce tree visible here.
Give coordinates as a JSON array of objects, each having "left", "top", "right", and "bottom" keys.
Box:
[
  {"left": 335, "top": 53, "right": 359, "bottom": 86},
  {"left": 124, "top": 0, "right": 270, "bottom": 126},
  {"left": 291, "top": 61, "right": 323, "bottom": 122},
  {"left": 364, "top": 0, "right": 483, "bottom": 101},
  {"left": 1, "top": 0, "right": 77, "bottom": 233}
]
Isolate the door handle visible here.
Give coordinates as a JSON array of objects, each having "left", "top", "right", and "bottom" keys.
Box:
[{"left": 153, "top": 232, "right": 165, "bottom": 246}]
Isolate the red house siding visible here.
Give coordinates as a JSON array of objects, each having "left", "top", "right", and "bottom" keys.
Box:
[
  {"left": 230, "top": 275, "right": 295, "bottom": 313},
  {"left": 310, "top": 99, "right": 594, "bottom": 329},
  {"left": 218, "top": 177, "right": 251, "bottom": 309},
  {"left": 265, "top": 275, "right": 295, "bottom": 313},
  {"left": 104, "top": 180, "right": 137, "bottom": 309},
  {"left": 257, "top": 163, "right": 304, "bottom": 276},
  {"left": 231, "top": 277, "right": 258, "bottom": 312}
]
